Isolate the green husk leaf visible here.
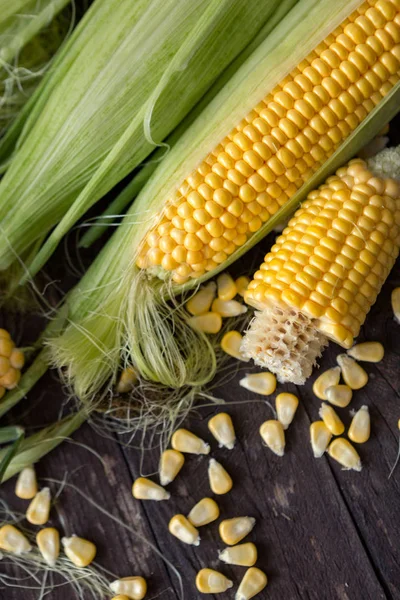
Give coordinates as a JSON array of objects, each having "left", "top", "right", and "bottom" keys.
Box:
[{"left": 0, "top": 426, "right": 24, "bottom": 482}]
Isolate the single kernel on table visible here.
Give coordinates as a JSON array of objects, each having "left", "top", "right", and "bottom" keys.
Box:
[
  {"left": 0, "top": 525, "right": 32, "bottom": 555},
  {"left": 312, "top": 367, "right": 341, "bottom": 400},
  {"left": 328, "top": 438, "right": 362, "bottom": 472},
  {"left": 208, "top": 458, "right": 233, "bottom": 495},
  {"left": 348, "top": 406, "right": 371, "bottom": 444},
  {"left": 337, "top": 355, "right": 368, "bottom": 390},
  {"left": 186, "top": 282, "right": 217, "bottom": 315},
  {"left": 196, "top": 568, "right": 233, "bottom": 594},
  {"left": 159, "top": 449, "right": 185, "bottom": 486},
  {"left": 347, "top": 342, "right": 384, "bottom": 363},
  {"left": 235, "top": 276, "right": 250, "bottom": 298},
  {"left": 169, "top": 514, "right": 200, "bottom": 546},
  {"left": 239, "top": 372, "right": 276, "bottom": 395},
  {"left": 236, "top": 567, "right": 268, "bottom": 600},
  {"left": 110, "top": 577, "right": 147, "bottom": 600},
  {"left": 310, "top": 421, "right": 332, "bottom": 458},
  {"left": 62, "top": 535, "right": 97, "bottom": 568},
  {"left": 319, "top": 404, "right": 345, "bottom": 436},
  {"left": 26, "top": 487, "right": 51, "bottom": 526},
  {"left": 188, "top": 497, "right": 220, "bottom": 527},
  {"left": 276, "top": 393, "right": 299, "bottom": 430},
  {"left": 208, "top": 412, "right": 236, "bottom": 449},
  {"left": 187, "top": 312, "right": 222, "bottom": 334},
  {"left": 221, "top": 331, "right": 249, "bottom": 362},
  {"left": 219, "top": 542, "right": 258, "bottom": 567},
  {"left": 171, "top": 428, "right": 210, "bottom": 455},
  {"left": 325, "top": 385, "right": 352, "bottom": 408},
  {"left": 212, "top": 298, "right": 247, "bottom": 317},
  {"left": 219, "top": 517, "right": 256, "bottom": 546},
  {"left": 217, "top": 273, "right": 237, "bottom": 301},
  {"left": 117, "top": 366, "right": 138, "bottom": 393},
  {"left": 15, "top": 466, "right": 37, "bottom": 499},
  {"left": 392, "top": 288, "right": 400, "bottom": 324},
  {"left": 259, "top": 420, "right": 285, "bottom": 456},
  {"left": 36, "top": 528, "right": 60, "bottom": 567},
  {"left": 132, "top": 477, "right": 170, "bottom": 501}
]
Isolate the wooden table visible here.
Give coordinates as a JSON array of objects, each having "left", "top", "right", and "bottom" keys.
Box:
[{"left": 1, "top": 222, "right": 400, "bottom": 600}]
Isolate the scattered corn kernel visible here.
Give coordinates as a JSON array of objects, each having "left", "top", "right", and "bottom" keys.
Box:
[
  {"left": 132, "top": 477, "right": 170, "bottom": 501},
  {"left": 0, "top": 525, "right": 32, "bottom": 555},
  {"left": 159, "top": 449, "right": 185, "bottom": 486},
  {"left": 217, "top": 273, "right": 237, "bottom": 301},
  {"left": 208, "top": 458, "right": 233, "bottom": 495},
  {"left": 188, "top": 312, "right": 222, "bottom": 334},
  {"left": 219, "top": 517, "right": 255, "bottom": 546},
  {"left": 239, "top": 372, "right": 276, "bottom": 396},
  {"left": 171, "top": 428, "right": 210, "bottom": 455},
  {"left": 196, "top": 568, "right": 233, "bottom": 594},
  {"left": 9, "top": 349, "right": 24, "bottom": 370},
  {"left": 392, "top": 288, "right": 400, "bottom": 324},
  {"left": 328, "top": 438, "right": 362, "bottom": 472},
  {"left": 236, "top": 567, "right": 268, "bottom": 600},
  {"left": 221, "top": 331, "right": 250, "bottom": 362},
  {"left": 169, "top": 514, "right": 200, "bottom": 546},
  {"left": 186, "top": 282, "right": 217, "bottom": 315},
  {"left": 218, "top": 542, "right": 257, "bottom": 567},
  {"left": 62, "top": 535, "right": 97, "bottom": 567},
  {"left": 36, "top": 528, "right": 60, "bottom": 567},
  {"left": 276, "top": 393, "right": 299, "bottom": 430},
  {"left": 15, "top": 466, "right": 38, "bottom": 500},
  {"left": 312, "top": 367, "right": 341, "bottom": 400},
  {"left": 319, "top": 404, "right": 345, "bottom": 436},
  {"left": 348, "top": 406, "right": 371, "bottom": 444},
  {"left": 212, "top": 298, "right": 247, "bottom": 317},
  {"left": 110, "top": 577, "right": 147, "bottom": 600},
  {"left": 325, "top": 385, "right": 352, "bottom": 408},
  {"left": 117, "top": 366, "right": 138, "bottom": 393},
  {"left": 310, "top": 421, "right": 332, "bottom": 458},
  {"left": 26, "top": 488, "right": 51, "bottom": 526},
  {"left": 208, "top": 412, "right": 236, "bottom": 449},
  {"left": 188, "top": 497, "right": 220, "bottom": 527},
  {"left": 259, "top": 420, "right": 285, "bottom": 456},
  {"left": 337, "top": 354, "right": 368, "bottom": 390},
  {"left": 236, "top": 276, "right": 250, "bottom": 297},
  {"left": 348, "top": 342, "right": 384, "bottom": 363}
]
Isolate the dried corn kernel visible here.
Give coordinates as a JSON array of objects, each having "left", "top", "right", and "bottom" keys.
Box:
[
  {"left": 208, "top": 458, "right": 233, "bottom": 495},
  {"left": 159, "top": 449, "right": 184, "bottom": 486},
  {"left": 26, "top": 488, "right": 51, "bottom": 526},
  {"left": 117, "top": 366, "right": 138, "bottom": 393},
  {"left": 217, "top": 273, "right": 237, "bottom": 301},
  {"left": 15, "top": 466, "right": 37, "bottom": 500},
  {"left": 188, "top": 497, "right": 220, "bottom": 527},
  {"left": 328, "top": 438, "right": 362, "bottom": 471},
  {"left": 171, "top": 429, "right": 210, "bottom": 455},
  {"left": 62, "top": 535, "right": 97, "bottom": 567},
  {"left": 325, "top": 385, "right": 352, "bottom": 408},
  {"left": 348, "top": 405, "right": 371, "bottom": 444},
  {"left": 169, "top": 514, "right": 200, "bottom": 546},
  {"left": 313, "top": 367, "right": 341, "bottom": 400},
  {"left": 276, "top": 393, "right": 299, "bottom": 429},
  {"left": 259, "top": 420, "right": 285, "bottom": 456},
  {"left": 36, "top": 528, "right": 60, "bottom": 567},
  {"left": 347, "top": 342, "right": 384, "bottom": 363},
  {"left": 236, "top": 567, "right": 268, "bottom": 600},
  {"left": 219, "top": 517, "right": 256, "bottom": 546},
  {"left": 196, "top": 568, "right": 233, "bottom": 594},
  {"left": 218, "top": 542, "right": 257, "bottom": 567},
  {"left": 188, "top": 312, "right": 222, "bottom": 334},
  {"left": 132, "top": 477, "right": 170, "bottom": 501},
  {"left": 337, "top": 354, "right": 368, "bottom": 390},
  {"left": 392, "top": 288, "right": 400, "bottom": 324},
  {"left": 212, "top": 298, "right": 247, "bottom": 317},
  {"left": 9, "top": 349, "right": 24, "bottom": 370},
  {"left": 310, "top": 421, "right": 332, "bottom": 458},
  {"left": 186, "top": 282, "right": 217, "bottom": 315},
  {"left": 208, "top": 413, "right": 236, "bottom": 449},
  {"left": 221, "top": 331, "right": 250, "bottom": 361},
  {"left": 236, "top": 276, "right": 250, "bottom": 297},
  {"left": 110, "top": 577, "right": 147, "bottom": 600},
  {"left": 319, "top": 403, "right": 345, "bottom": 436},
  {"left": 0, "top": 525, "right": 31, "bottom": 555},
  {"left": 239, "top": 372, "right": 276, "bottom": 395}
]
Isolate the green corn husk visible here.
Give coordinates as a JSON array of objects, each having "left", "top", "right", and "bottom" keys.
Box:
[
  {"left": 46, "top": 0, "right": 400, "bottom": 409},
  {"left": 0, "top": 0, "right": 290, "bottom": 293}
]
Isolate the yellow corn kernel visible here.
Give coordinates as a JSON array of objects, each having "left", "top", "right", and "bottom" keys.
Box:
[
  {"left": 259, "top": 420, "right": 285, "bottom": 456},
  {"left": 9, "top": 349, "right": 24, "bottom": 370},
  {"left": 36, "top": 528, "right": 60, "bottom": 567},
  {"left": 337, "top": 354, "right": 368, "bottom": 389},
  {"left": 0, "top": 328, "right": 11, "bottom": 340},
  {"left": 0, "top": 367, "right": 20, "bottom": 390},
  {"left": 212, "top": 298, "right": 247, "bottom": 317},
  {"left": 111, "top": 596, "right": 130, "bottom": 600},
  {"left": 186, "top": 282, "right": 217, "bottom": 315},
  {"left": 0, "top": 337, "right": 14, "bottom": 358},
  {"left": 62, "top": 535, "right": 97, "bottom": 567},
  {"left": 217, "top": 273, "right": 237, "bottom": 301},
  {"left": 26, "top": 488, "right": 51, "bottom": 526},
  {"left": 312, "top": 366, "right": 341, "bottom": 400},
  {"left": 239, "top": 372, "right": 276, "bottom": 395},
  {"left": 328, "top": 438, "right": 362, "bottom": 471},
  {"left": 219, "top": 517, "right": 256, "bottom": 546},
  {"left": 347, "top": 341, "right": 384, "bottom": 362},
  {"left": 159, "top": 449, "right": 185, "bottom": 486},
  {"left": 110, "top": 577, "right": 147, "bottom": 600},
  {"left": 188, "top": 497, "right": 220, "bottom": 527},
  {"left": 117, "top": 366, "right": 138, "bottom": 393},
  {"left": 196, "top": 568, "right": 233, "bottom": 594},
  {"left": 188, "top": 312, "right": 222, "bottom": 334},
  {"left": 236, "top": 276, "right": 250, "bottom": 297},
  {"left": 392, "top": 287, "right": 400, "bottom": 324},
  {"left": 310, "top": 421, "right": 332, "bottom": 458},
  {"left": 132, "top": 477, "right": 170, "bottom": 501},
  {"left": 236, "top": 567, "right": 268, "bottom": 600},
  {"left": 169, "top": 514, "right": 200, "bottom": 546},
  {"left": 276, "top": 392, "right": 299, "bottom": 429},
  {"left": 218, "top": 542, "right": 258, "bottom": 567},
  {"left": 348, "top": 405, "right": 371, "bottom": 444},
  {"left": 208, "top": 412, "right": 236, "bottom": 449},
  {"left": 221, "top": 330, "right": 250, "bottom": 361},
  {"left": 0, "top": 524, "right": 32, "bottom": 555},
  {"left": 171, "top": 428, "right": 210, "bottom": 455},
  {"left": 319, "top": 403, "right": 345, "bottom": 436},
  {"left": 15, "top": 466, "right": 38, "bottom": 500},
  {"left": 208, "top": 458, "right": 233, "bottom": 495},
  {"left": 325, "top": 384, "right": 353, "bottom": 408}
]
